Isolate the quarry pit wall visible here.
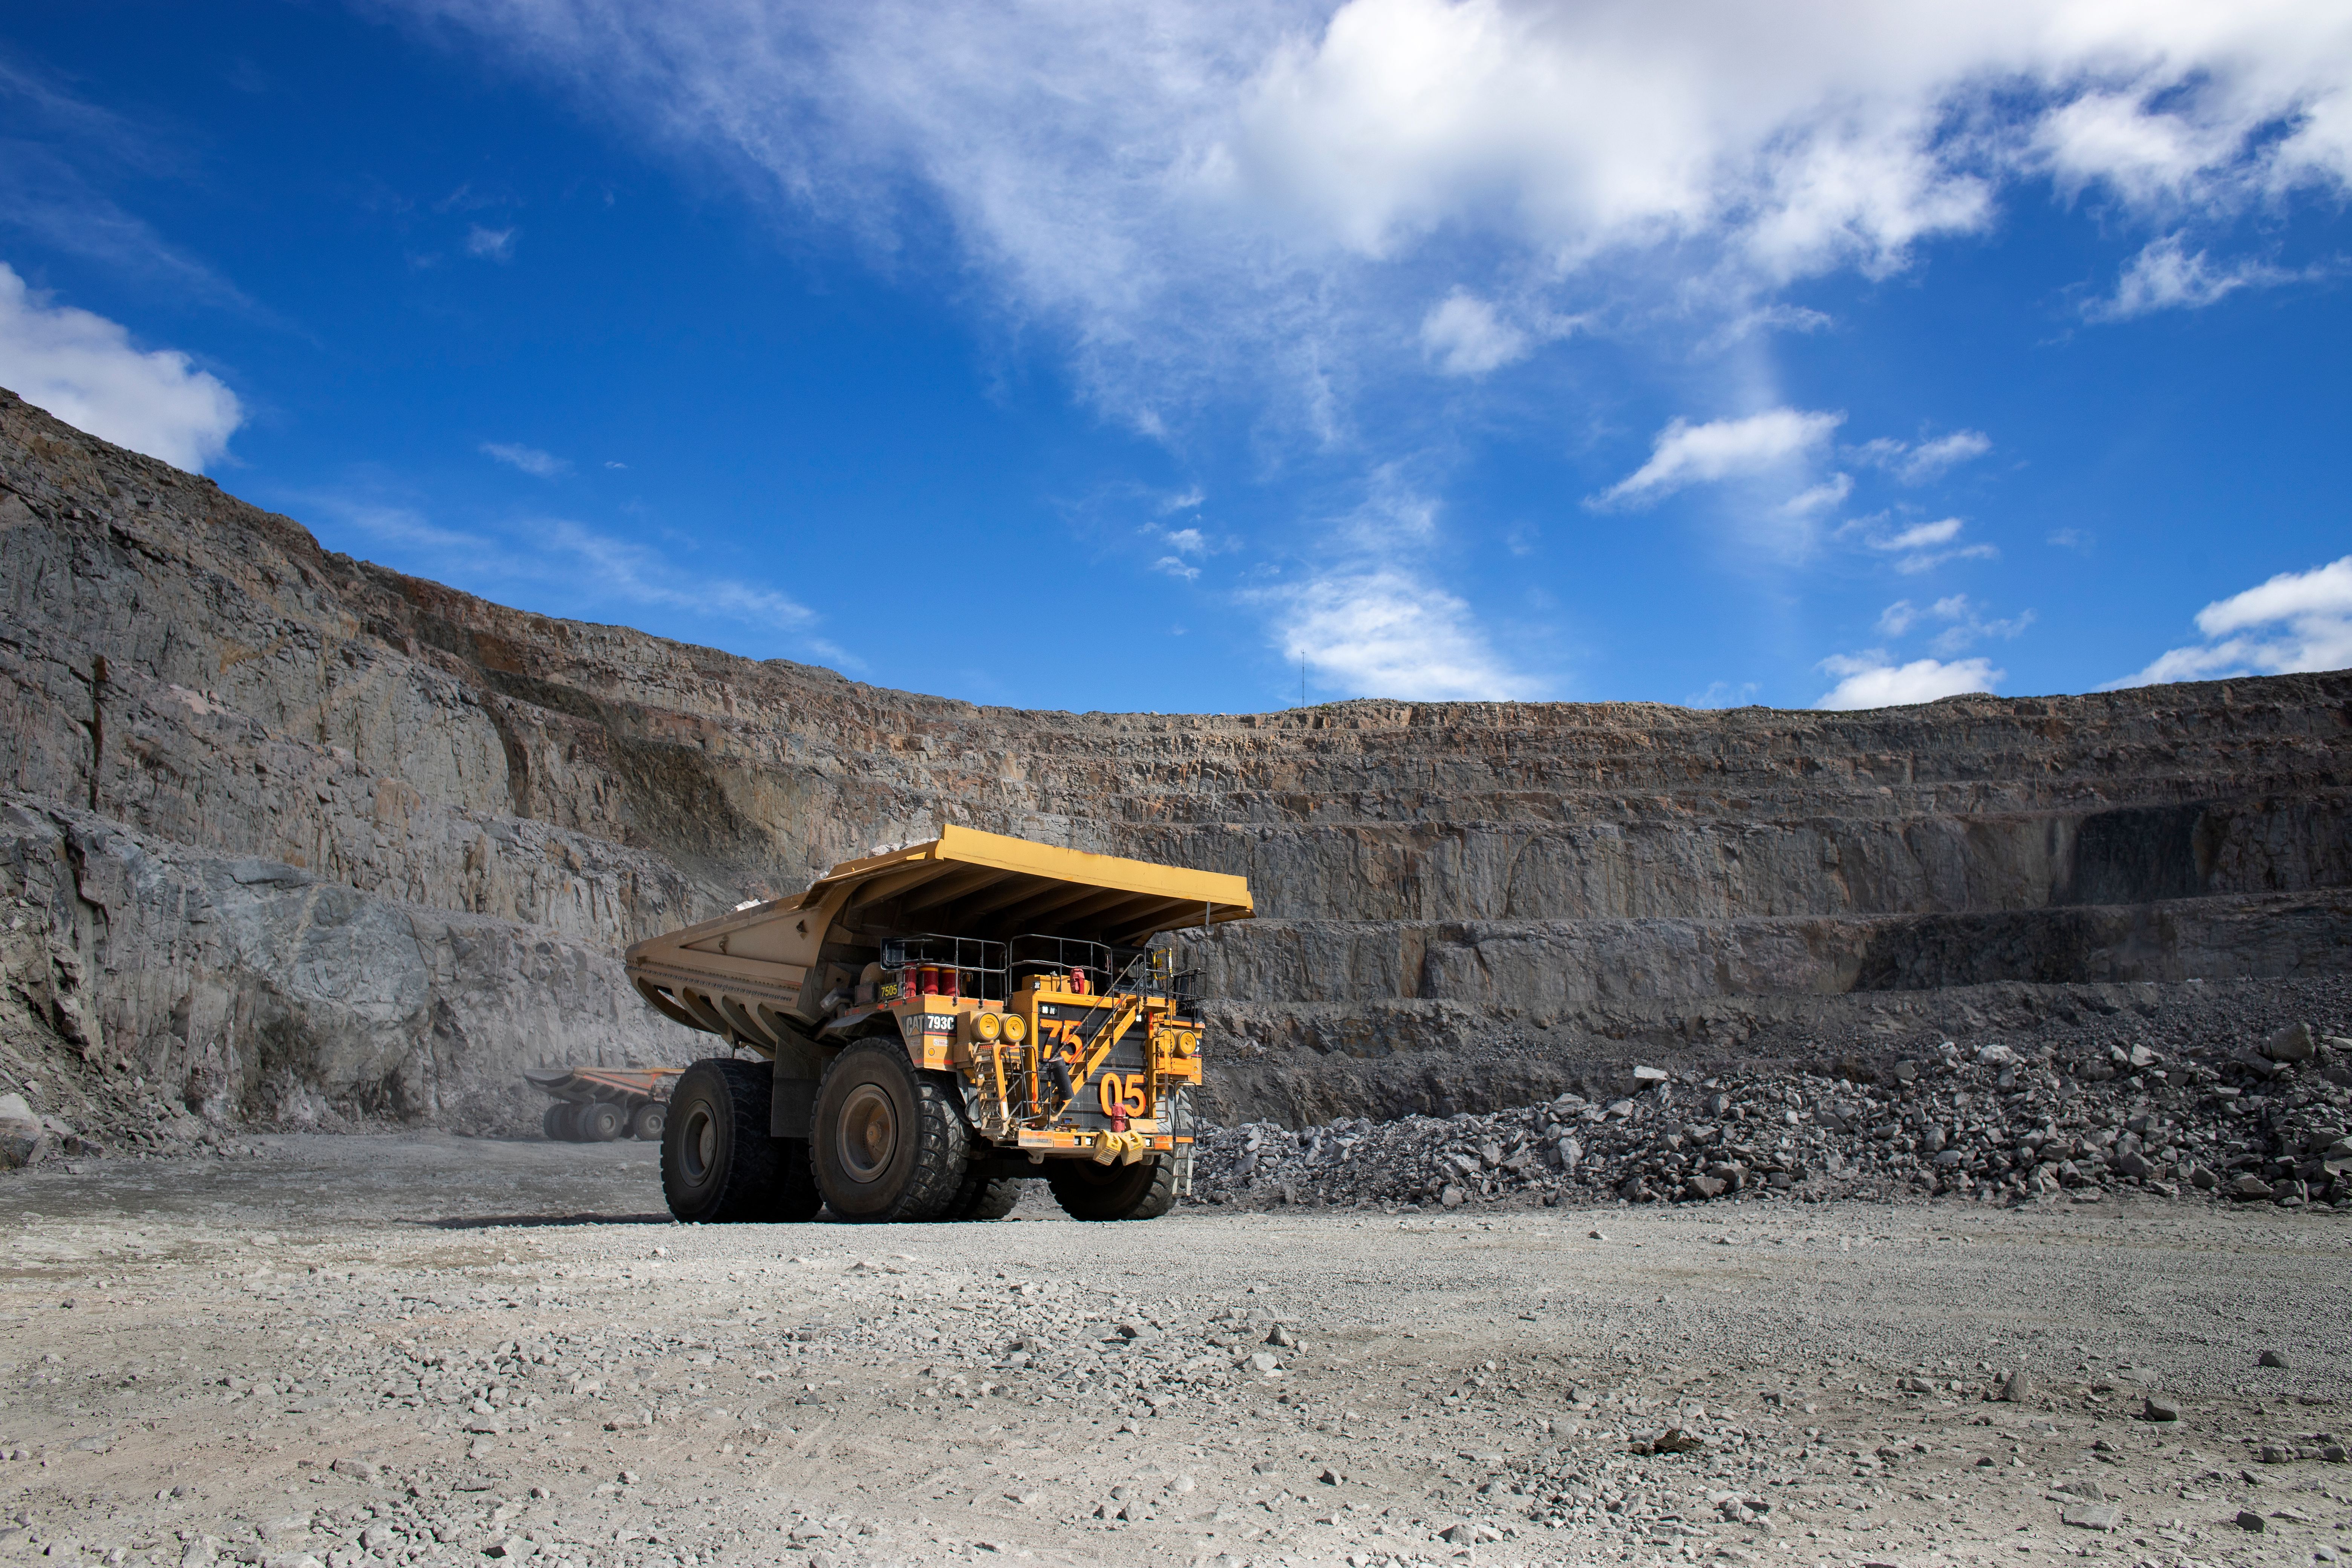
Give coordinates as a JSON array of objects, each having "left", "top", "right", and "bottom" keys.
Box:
[{"left": 3, "top": 386, "right": 2347, "bottom": 1133}]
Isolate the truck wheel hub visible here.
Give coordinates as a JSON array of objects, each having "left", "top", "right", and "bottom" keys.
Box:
[
  {"left": 681, "top": 1110, "right": 717, "bottom": 1182},
  {"left": 840, "top": 1086, "right": 897, "bottom": 1179}
]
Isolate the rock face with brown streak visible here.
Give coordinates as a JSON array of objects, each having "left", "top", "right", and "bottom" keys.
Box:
[{"left": 2, "top": 384, "right": 2349, "bottom": 1137}]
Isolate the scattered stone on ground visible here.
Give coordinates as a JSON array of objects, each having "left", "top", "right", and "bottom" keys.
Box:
[{"left": 1185, "top": 1004, "right": 2352, "bottom": 1214}]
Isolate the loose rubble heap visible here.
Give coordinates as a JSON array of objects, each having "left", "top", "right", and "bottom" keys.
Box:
[{"left": 1186, "top": 1020, "right": 2352, "bottom": 1212}]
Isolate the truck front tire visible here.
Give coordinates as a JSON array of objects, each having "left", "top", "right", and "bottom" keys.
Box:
[
  {"left": 1047, "top": 1154, "right": 1176, "bottom": 1220},
  {"left": 663, "top": 1059, "right": 821, "bottom": 1223},
  {"left": 811, "top": 1041, "right": 969, "bottom": 1223}
]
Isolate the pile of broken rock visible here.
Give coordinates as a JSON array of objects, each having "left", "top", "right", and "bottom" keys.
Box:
[
  {"left": 0, "top": 1091, "right": 106, "bottom": 1170},
  {"left": 1185, "top": 1023, "right": 2352, "bottom": 1212}
]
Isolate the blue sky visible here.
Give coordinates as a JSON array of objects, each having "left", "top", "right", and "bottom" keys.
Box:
[{"left": 3, "top": 0, "right": 2348, "bottom": 714}]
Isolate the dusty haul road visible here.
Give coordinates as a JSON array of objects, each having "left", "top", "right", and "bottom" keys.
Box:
[{"left": 0, "top": 1139, "right": 2346, "bottom": 1568}]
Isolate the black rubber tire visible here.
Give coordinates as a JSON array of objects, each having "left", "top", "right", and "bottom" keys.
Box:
[
  {"left": 810, "top": 1040, "right": 969, "bottom": 1223},
  {"left": 1047, "top": 1154, "right": 1176, "bottom": 1221},
  {"left": 629, "top": 1101, "right": 667, "bottom": 1142},
  {"left": 578, "top": 1100, "right": 627, "bottom": 1142},
  {"left": 662, "top": 1059, "right": 785, "bottom": 1223},
  {"left": 541, "top": 1102, "right": 578, "bottom": 1141},
  {"left": 945, "top": 1167, "right": 1028, "bottom": 1221}
]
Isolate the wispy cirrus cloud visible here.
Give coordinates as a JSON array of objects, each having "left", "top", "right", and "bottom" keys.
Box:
[
  {"left": 1845, "top": 514, "right": 1998, "bottom": 574},
  {"left": 1853, "top": 429, "right": 1991, "bottom": 484},
  {"left": 481, "top": 441, "right": 568, "bottom": 478},
  {"left": 1779, "top": 472, "right": 1853, "bottom": 516},
  {"left": 1589, "top": 407, "right": 1844, "bottom": 510},
  {"left": 302, "top": 491, "right": 852, "bottom": 664},
  {"left": 375, "top": 0, "right": 2352, "bottom": 426},
  {"left": 1877, "top": 593, "right": 2032, "bottom": 655},
  {"left": 2085, "top": 233, "right": 2318, "bottom": 322},
  {"left": 465, "top": 225, "right": 518, "bottom": 262}
]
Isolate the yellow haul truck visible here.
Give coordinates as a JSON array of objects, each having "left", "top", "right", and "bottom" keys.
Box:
[{"left": 624, "top": 826, "right": 1252, "bottom": 1224}]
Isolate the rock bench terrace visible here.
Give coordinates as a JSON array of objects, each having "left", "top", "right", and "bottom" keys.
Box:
[{"left": 5, "top": 386, "right": 2349, "bottom": 1151}]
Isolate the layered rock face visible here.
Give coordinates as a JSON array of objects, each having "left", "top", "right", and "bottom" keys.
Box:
[{"left": 2, "top": 387, "right": 2347, "bottom": 1137}]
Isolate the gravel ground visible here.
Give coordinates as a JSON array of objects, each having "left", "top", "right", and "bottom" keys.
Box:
[{"left": 2, "top": 1138, "right": 2349, "bottom": 1568}]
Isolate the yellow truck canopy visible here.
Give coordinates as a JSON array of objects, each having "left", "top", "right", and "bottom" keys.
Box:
[{"left": 624, "top": 825, "right": 1251, "bottom": 1044}]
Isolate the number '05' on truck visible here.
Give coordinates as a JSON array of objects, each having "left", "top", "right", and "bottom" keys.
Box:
[{"left": 623, "top": 826, "right": 1253, "bottom": 1223}]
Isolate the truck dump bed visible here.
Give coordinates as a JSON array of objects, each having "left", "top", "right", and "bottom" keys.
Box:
[{"left": 625, "top": 825, "right": 1251, "bottom": 1047}]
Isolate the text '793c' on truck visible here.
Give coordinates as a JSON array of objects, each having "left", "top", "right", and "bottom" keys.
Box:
[{"left": 624, "top": 826, "right": 1253, "bottom": 1224}]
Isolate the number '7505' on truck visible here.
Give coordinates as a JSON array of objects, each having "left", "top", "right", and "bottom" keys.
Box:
[{"left": 623, "top": 826, "right": 1253, "bottom": 1224}]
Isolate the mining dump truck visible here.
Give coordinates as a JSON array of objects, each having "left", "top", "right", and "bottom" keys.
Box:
[
  {"left": 624, "top": 826, "right": 1251, "bottom": 1224},
  {"left": 525, "top": 1066, "right": 681, "bottom": 1142}
]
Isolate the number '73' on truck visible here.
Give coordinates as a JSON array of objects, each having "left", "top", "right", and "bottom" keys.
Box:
[{"left": 623, "top": 826, "right": 1253, "bottom": 1224}]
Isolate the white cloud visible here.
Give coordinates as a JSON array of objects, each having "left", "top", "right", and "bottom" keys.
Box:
[
  {"left": 481, "top": 441, "right": 570, "bottom": 478},
  {"left": 0, "top": 262, "right": 242, "bottom": 471},
  {"left": 1152, "top": 555, "right": 1202, "bottom": 581},
  {"left": 1418, "top": 289, "right": 1530, "bottom": 375},
  {"left": 1273, "top": 567, "right": 1540, "bottom": 700},
  {"left": 384, "top": 0, "right": 2352, "bottom": 428},
  {"left": 2109, "top": 556, "right": 2352, "bottom": 687},
  {"left": 466, "top": 225, "right": 518, "bottom": 262},
  {"left": 1591, "top": 407, "right": 1844, "bottom": 508},
  {"left": 2085, "top": 232, "right": 2307, "bottom": 322},
  {"left": 1855, "top": 429, "right": 1992, "bottom": 483},
  {"left": 1781, "top": 472, "right": 1853, "bottom": 516},
  {"left": 1848, "top": 514, "right": 1997, "bottom": 573},
  {"left": 1879, "top": 518, "right": 1962, "bottom": 550},
  {"left": 1245, "top": 470, "right": 1539, "bottom": 699},
  {"left": 1814, "top": 652, "right": 2001, "bottom": 710}
]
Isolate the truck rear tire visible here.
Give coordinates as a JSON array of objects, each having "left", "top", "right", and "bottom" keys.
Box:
[
  {"left": 663, "top": 1059, "right": 806, "bottom": 1223},
  {"left": 629, "top": 1102, "right": 666, "bottom": 1141},
  {"left": 945, "top": 1167, "right": 1027, "bottom": 1221},
  {"left": 577, "top": 1101, "right": 627, "bottom": 1142},
  {"left": 1047, "top": 1154, "right": 1176, "bottom": 1221},
  {"left": 542, "top": 1102, "right": 579, "bottom": 1141},
  {"left": 811, "top": 1040, "right": 969, "bottom": 1223}
]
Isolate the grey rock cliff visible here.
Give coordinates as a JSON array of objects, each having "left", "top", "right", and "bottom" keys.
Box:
[{"left": 2, "top": 385, "right": 2347, "bottom": 1137}]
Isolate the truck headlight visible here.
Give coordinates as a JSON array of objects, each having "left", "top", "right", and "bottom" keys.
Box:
[
  {"left": 972, "top": 1011, "right": 1004, "bottom": 1043},
  {"left": 1002, "top": 1014, "right": 1029, "bottom": 1044}
]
